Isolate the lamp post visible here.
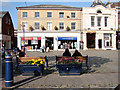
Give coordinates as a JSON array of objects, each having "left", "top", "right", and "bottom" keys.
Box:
[{"left": 22, "top": 25, "right": 25, "bottom": 52}]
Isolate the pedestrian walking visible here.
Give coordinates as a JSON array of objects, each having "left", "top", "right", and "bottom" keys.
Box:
[
  {"left": 35, "top": 45, "right": 37, "bottom": 51},
  {"left": 42, "top": 45, "right": 45, "bottom": 53}
]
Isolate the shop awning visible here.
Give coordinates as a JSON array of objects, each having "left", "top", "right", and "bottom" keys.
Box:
[
  {"left": 21, "top": 37, "right": 41, "bottom": 40},
  {"left": 58, "top": 37, "right": 77, "bottom": 40}
]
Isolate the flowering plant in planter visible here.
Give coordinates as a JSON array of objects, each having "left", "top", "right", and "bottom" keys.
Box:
[
  {"left": 57, "top": 57, "right": 83, "bottom": 65},
  {"left": 20, "top": 59, "right": 44, "bottom": 66}
]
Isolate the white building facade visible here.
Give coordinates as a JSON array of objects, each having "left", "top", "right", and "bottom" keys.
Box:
[
  {"left": 82, "top": 1, "right": 118, "bottom": 50},
  {"left": 17, "top": 30, "right": 81, "bottom": 51}
]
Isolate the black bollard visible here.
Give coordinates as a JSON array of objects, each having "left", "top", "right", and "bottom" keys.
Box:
[
  {"left": 45, "top": 56, "right": 48, "bottom": 69},
  {"left": 5, "top": 54, "right": 13, "bottom": 87},
  {"left": 15, "top": 54, "right": 19, "bottom": 69}
]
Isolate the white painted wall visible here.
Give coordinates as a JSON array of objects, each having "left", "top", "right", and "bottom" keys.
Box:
[
  {"left": 82, "top": 5, "right": 117, "bottom": 50},
  {"left": 82, "top": 5, "right": 118, "bottom": 31}
]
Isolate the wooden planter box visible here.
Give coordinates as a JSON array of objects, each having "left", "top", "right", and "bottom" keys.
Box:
[
  {"left": 18, "top": 56, "right": 48, "bottom": 69},
  {"left": 57, "top": 64, "right": 82, "bottom": 76},
  {"left": 19, "top": 64, "right": 44, "bottom": 76}
]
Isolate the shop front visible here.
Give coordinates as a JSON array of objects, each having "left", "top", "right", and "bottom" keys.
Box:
[
  {"left": 83, "top": 31, "right": 116, "bottom": 50},
  {"left": 1, "top": 35, "right": 11, "bottom": 49},
  {"left": 58, "top": 37, "right": 77, "bottom": 49},
  {"left": 21, "top": 37, "right": 41, "bottom": 51},
  {"left": 17, "top": 31, "right": 81, "bottom": 51},
  {"left": 45, "top": 37, "right": 53, "bottom": 50}
]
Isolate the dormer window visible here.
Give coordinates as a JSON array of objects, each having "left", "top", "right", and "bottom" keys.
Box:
[{"left": 97, "top": 10, "right": 102, "bottom": 13}]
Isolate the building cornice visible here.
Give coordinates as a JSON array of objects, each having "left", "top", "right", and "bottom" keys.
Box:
[
  {"left": 16, "top": 5, "right": 82, "bottom": 11},
  {"left": 17, "top": 30, "right": 81, "bottom": 33}
]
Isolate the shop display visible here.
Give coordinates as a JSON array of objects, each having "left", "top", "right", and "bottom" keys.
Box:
[
  {"left": 58, "top": 37, "right": 77, "bottom": 49},
  {"left": 25, "top": 40, "right": 28, "bottom": 45},
  {"left": 31, "top": 40, "right": 38, "bottom": 44}
]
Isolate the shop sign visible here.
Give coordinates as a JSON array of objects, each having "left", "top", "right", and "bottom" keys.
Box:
[
  {"left": 21, "top": 37, "right": 33, "bottom": 40},
  {"left": 21, "top": 37, "right": 41, "bottom": 40},
  {"left": 37, "top": 37, "right": 41, "bottom": 40},
  {"left": 58, "top": 37, "right": 77, "bottom": 40},
  {"left": 87, "top": 31, "right": 96, "bottom": 33}
]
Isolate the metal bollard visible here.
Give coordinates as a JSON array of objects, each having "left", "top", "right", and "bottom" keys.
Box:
[
  {"left": 45, "top": 56, "right": 48, "bottom": 69},
  {"left": 5, "top": 54, "right": 13, "bottom": 87},
  {"left": 15, "top": 54, "right": 19, "bottom": 69}
]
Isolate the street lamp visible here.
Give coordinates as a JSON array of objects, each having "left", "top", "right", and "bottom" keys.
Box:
[{"left": 22, "top": 25, "right": 25, "bottom": 52}]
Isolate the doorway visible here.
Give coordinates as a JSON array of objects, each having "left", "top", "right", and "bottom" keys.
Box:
[
  {"left": 87, "top": 33, "right": 95, "bottom": 48},
  {"left": 98, "top": 39, "right": 102, "bottom": 48},
  {"left": 46, "top": 37, "right": 53, "bottom": 50}
]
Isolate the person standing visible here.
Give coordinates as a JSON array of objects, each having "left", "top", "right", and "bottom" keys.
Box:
[
  {"left": 35, "top": 45, "right": 37, "bottom": 51},
  {"left": 42, "top": 45, "right": 45, "bottom": 53},
  {"left": 62, "top": 48, "right": 71, "bottom": 56},
  {"left": 19, "top": 49, "right": 26, "bottom": 57},
  {"left": 65, "top": 42, "right": 68, "bottom": 49},
  {"left": 72, "top": 49, "right": 82, "bottom": 57}
]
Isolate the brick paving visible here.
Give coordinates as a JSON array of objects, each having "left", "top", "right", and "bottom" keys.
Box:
[{"left": 1, "top": 50, "right": 119, "bottom": 89}]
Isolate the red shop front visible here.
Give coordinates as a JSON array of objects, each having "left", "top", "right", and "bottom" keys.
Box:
[{"left": 21, "top": 37, "right": 41, "bottom": 50}]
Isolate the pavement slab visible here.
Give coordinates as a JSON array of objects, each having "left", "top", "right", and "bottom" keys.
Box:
[{"left": 1, "top": 50, "right": 119, "bottom": 89}]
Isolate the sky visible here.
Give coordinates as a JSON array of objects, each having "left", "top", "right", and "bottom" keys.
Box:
[{"left": 0, "top": 0, "right": 119, "bottom": 29}]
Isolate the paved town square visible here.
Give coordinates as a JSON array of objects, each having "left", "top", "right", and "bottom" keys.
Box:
[{"left": 2, "top": 50, "right": 119, "bottom": 89}]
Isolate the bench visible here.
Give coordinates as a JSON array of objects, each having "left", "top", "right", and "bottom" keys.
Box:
[
  {"left": 56, "top": 55, "right": 88, "bottom": 69},
  {"left": 18, "top": 56, "right": 48, "bottom": 69}
]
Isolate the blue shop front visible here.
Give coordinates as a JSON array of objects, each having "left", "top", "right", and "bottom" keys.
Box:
[{"left": 58, "top": 37, "right": 77, "bottom": 49}]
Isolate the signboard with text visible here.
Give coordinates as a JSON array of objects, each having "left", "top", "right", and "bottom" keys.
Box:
[{"left": 58, "top": 37, "right": 77, "bottom": 40}]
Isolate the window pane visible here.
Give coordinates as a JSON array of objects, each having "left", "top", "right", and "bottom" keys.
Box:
[
  {"left": 23, "top": 12, "right": 27, "bottom": 18},
  {"left": 59, "top": 22, "right": 64, "bottom": 29},
  {"left": 71, "top": 22, "right": 76, "bottom": 29},
  {"left": 59, "top": 12, "right": 64, "bottom": 18},
  {"left": 104, "top": 34, "right": 112, "bottom": 47},
  {"left": 105, "top": 17, "right": 108, "bottom": 27},
  {"left": 97, "top": 17, "right": 101, "bottom": 26},
  {"left": 47, "top": 12, "right": 52, "bottom": 17},
  {"left": 91, "top": 16, "right": 95, "bottom": 27},
  {"left": 71, "top": 13, "right": 75, "bottom": 18},
  {"left": 35, "top": 22, "right": 39, "bottom": 29},
  {"left": 47, "top": 22, "right": 52, "bottom": 30},
  {"left": 35, "top": 12, "right": 39, "bottom": 17}
]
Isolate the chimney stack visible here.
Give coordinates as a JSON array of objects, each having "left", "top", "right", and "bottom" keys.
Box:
[{"left": 25, "top": 0, "right": 27, "bottom": 7}]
